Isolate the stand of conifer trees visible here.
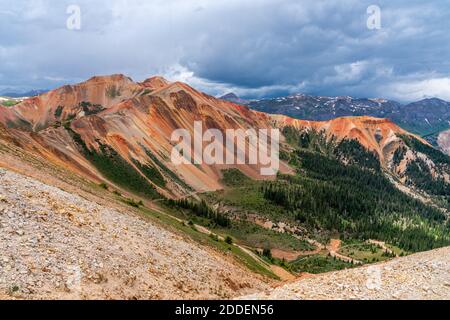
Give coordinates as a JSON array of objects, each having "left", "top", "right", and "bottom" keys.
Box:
[{"left": 166, "top": 198, "right": 231, "bottom": 227}]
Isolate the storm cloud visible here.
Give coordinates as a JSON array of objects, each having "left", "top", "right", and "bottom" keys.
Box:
[{"left": 1, "top": 0, "right": 449, "bottom": 101}]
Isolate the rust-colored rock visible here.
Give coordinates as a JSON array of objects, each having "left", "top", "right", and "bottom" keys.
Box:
[{"left": 0, "top": 75, "right": 421, "bottom": 197}]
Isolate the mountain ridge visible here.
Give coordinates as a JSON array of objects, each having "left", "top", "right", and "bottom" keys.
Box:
[
  {"left": 0, "top": 75, "right": 283, "bottom": 196},
  {"left": 223, "top": 92, "right": 450, "bottom": 144},
  {"left": 0, "top": 74, "right": 445, "bottom": 197}
]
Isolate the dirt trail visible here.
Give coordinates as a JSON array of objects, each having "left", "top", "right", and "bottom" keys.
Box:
[
  {"left": 271, "top": 238, "right": 361, "bottom": 265},
  {"left": 271, "top": 247, "right": 321, "bottom": 261},
  {"left": 368, "top": 239, "right": 397, "bottom": 257},
  {"left": 327, "top": 239, "right": 362, "bottom": 265},
  {"left": 238, "top": 213, "right": 361, "bottom": 265},
  {"left": 327, "top": 239, "right": 341, "bottom": 252},
  {"left": 304, "top": 238, "right": 325, "bottom": 250}
]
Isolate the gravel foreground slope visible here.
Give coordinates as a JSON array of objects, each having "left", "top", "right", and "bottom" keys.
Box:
[
  {"left": 0, "top": 168, "right": 269, "bottom": 299},
  {"left": 243, "top": 246, "right": 450, "bottom": 300}
]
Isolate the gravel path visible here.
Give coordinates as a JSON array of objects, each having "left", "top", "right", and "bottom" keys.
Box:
[
  {"left": 0, "top": 168, "right": 269, "bottom": 299},
  {"left": 242, "top": 246, "right": 450, "bottom": 300}
]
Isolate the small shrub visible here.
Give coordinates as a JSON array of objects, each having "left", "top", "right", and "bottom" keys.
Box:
[
  {"left": 123, "top": 198, "right": 142, "bottom": 208},
  {"left": 209, "top": 233, "right": 219, "bottom": 242},
  {"left": 54, "top": 105, "right": 64, "bottom": 118},
  {"left": 99, "top": 182, "right": 108, "bottom": 190},
  {"left": 263, "top": 247, "right": 272, "bottom": 260},
  {"left": 8, "top": 285, "right": 19, "bottom": 295},
  {"left": 141, "top": 89, "right": 152, "bottom": 96},
  {"left": 225, "top": 236, "right": 233, "bottom": 245},
  {"left": 2, "top": 100, "right": 19, "bottom": 107},
  {"left": 106, "top": 85, "right": 122, "bottom": 98}
]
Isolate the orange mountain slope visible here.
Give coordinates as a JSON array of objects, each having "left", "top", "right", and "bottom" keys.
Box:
[
  {"left": 272, "top": 114, "right": 428, "bottom": 163},
  {"left": 0, "top": 74, "right": 423, "bottom": 197},
  {"left": 0, "top": 75, "right": 287, "bottom": 196}
]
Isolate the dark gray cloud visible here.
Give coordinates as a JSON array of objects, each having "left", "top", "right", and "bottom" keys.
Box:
[{"left": 1, "top": 0, "right": 449, "bottom": 101}]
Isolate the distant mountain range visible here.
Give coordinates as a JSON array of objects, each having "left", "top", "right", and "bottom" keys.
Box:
[
  {"left": 220, "top": 93, "right": 450, "bottom": 142},
  {"left": 2, "top": 74, "right": 448, "bottom": 201},
  {"left": 219, "top": 93, "right": 250, "bottom": 105},
  {"left": 0, "top": 89, "right": 48, "bottom": 98}
]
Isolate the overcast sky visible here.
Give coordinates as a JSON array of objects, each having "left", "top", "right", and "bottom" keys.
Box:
[{"left": 1, "top": 0, "right": 449, "bottom": 101}]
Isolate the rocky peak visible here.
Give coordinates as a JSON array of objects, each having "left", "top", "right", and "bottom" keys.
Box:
[
  {"left": 219, "top": 92, "right": 249, "bottom": 105},
  {"left": 140, "top": 76, "right": 170, "bottom": 89},
  {"left": 84, "top": 74, "right": 133, "bottom": 84}
]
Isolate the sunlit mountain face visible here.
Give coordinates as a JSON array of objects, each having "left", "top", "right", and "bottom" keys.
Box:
[{"left": 1, "top": 0, "right": 450, "bottom": 303}]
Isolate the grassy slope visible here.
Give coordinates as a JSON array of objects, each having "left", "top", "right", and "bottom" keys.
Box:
[
  {"left": 289, "top": 254, "right": 353, "bottom": 274},
  {"left": 1, "top": 99, "right": 20, "bottom": 107}
]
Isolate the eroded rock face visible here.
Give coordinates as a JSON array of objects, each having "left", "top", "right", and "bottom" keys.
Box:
[
  {"left": 0, "top": 168, "right": 269, "bottom": 300},
  {"left": 0, "top": 74, "right": 431, "bottom": 198},
  {"left": 0, "top": 74, "right": 141, "bottom": 131},
  {"left": 273, "top": 115, "right": 416, "bottom": 163},
  {"left": 0, "top": 75, "right": 284, "bottom": 196}
]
